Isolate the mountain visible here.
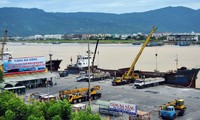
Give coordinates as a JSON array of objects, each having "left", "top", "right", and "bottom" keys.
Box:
[{"left": 0, "top": 6, "right": 200, "bottom": 36}]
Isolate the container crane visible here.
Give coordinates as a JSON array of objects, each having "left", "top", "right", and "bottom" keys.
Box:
[{"left": 112, "top": 26, "right": 157, "bottom": 86}]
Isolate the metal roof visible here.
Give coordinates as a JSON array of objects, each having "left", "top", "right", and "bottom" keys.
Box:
[
  {"left": 96, "top": 100, "right": 110, "bottom": 106},
  {"left": 4, "top": 72, "right": 56, "bottom": 82}
]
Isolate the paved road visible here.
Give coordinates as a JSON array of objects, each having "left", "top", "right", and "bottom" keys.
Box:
[{"left": 26, "top": 74, "right": 200, "bottom": 120}]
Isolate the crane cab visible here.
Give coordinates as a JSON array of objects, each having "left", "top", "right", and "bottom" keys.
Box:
[{"left": 176, "top": 99, "right": 185, "bottom": 110}]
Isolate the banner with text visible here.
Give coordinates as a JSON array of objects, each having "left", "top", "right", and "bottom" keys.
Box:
[
  {"left": 109, "top": 101, "right": 137, "bottom": 116},
  {"left": 3, "top": 56, "right": 46, "bottom": 74}
]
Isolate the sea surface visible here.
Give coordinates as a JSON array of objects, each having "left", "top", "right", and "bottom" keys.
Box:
[{"left": 5, "top": 42, "right": 200, "bottom": 88}]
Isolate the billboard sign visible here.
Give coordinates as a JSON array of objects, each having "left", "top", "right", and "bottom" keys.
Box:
[
  {"left": 109, "top": 101, "right": 137, "bottom": 116},
  {"left": 3, "top": 56, "right": 46, "bottom": 74}
]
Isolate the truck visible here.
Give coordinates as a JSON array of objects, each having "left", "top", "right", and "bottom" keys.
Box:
[
  {"left": 112, "top": 26, "right": 157, "bottom": 86},
  {"left": 30, "top": 92, "right": 57, "bottom": 102},
  {"left": 129, "top": 110, "right": 150, "bottom": 120},
  {"left": 134, "top": 77, "right": 165, "bottom": 89},
  {"left": 72, "top": 103, "right": 87, "bottom": 112},
  {"left": 59, "top": 85, "right": 102, "bottom": 104},
  {"left": 59, "top": 70, "right": 69, "bottom": 77},
  {"left": 159, "top": 99, "right": 186, "bottom": 120},
  {"left": 76, "top": 70, "right": 110, "bottom": 82}
]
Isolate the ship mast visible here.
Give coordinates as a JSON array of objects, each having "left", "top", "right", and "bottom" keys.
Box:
[
  {"left": 175, "top": 55, "right": 178, "bottom": 70},
  {"left": 155, "top": 50, "right": 158, "bottom": 72}
]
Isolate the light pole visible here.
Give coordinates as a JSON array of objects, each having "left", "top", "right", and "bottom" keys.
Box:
[
  {"left": 88, "top": 37, "right": 91, "bottom": 107},
  {"left": 48, "top": 52, "right": 53, "bottom": 101},
  {"left": 49, "top": 52, "right": 53, "bottom": 73}
]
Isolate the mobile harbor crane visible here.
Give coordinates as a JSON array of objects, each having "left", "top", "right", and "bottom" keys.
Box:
[
  {"left": 59, "top": 85, "right": 102, "bottom": 104},
  {"left": 112, "top": 26, "right": 157, "bottom": 86},
  {"left": 159, "top": 99, "right": 186, "bottom": 119}
]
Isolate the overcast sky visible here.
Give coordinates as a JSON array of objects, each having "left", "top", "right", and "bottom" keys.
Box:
[{"left": 0, "top": 0, "right": 200, "bottom": 13}]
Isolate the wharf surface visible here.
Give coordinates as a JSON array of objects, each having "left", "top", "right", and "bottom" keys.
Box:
[{"left": 26, "top": 73, "right": 200, "bottom": 120}]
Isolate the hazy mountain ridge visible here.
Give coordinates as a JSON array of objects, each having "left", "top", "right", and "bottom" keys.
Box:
[{"left": 0, "top": 6, "right": 200, "bottom": 36}]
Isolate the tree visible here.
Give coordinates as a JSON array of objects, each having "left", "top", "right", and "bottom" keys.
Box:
[
  {"left": 72, "top": 107, "right": 101, "bottom": 120},
  {"left": 0, "top": 110, "right": 15, "bottom": 120},
  {"left": 52, "top": 115, "right": 62, "bottom": 120},
  {"left": 0, "top": 69, "right": 4, "bottom": 83},
  {"left": 0, "top": 91, "right": 100, "bottom": 120},
  {"left": 0, "top": 91, "right": 28, "bottom": 120},
  {"left": 27, "top": 115, "right": 44, "bottom": 120}
]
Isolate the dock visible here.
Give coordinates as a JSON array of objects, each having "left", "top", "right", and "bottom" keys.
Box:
[{"left": 25, "top": 74, "right": 200, "bottom": 120}]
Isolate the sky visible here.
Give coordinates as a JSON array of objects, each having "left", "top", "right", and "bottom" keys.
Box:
[{"left": 0, "top": 0, "right": 200, "bottom": 14}]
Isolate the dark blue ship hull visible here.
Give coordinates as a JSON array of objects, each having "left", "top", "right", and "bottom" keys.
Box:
[
  {"left": 66, "top": 65, "right": 98, "bottom": 74},
  {"left": 66, "top": 65, "right": 80, "bottom": 74},
  {"left": 164, "top": 67, "right": 200, "bottom": 88}
]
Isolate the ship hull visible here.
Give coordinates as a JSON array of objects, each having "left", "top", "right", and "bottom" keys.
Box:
[
  {"left": 46, "top": 59, "right": 62, "bottom": 71},
  {"left": 98, "top": 67, "right": 200, "bottom": 88},
  {"left": 66, "top": 65, "right": 80, "bottom": 74},
  {"left": 164, "top": 68, "right": 200, "bottom": 88},
  {"left": 66, "top": 65, "right": 98, "bottom": 74}
]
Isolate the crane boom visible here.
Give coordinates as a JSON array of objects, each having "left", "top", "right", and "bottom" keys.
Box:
[
  {"left": 112, "top": 26, "right": 157, "bottom": 86},
  {"left": 126, "top": 26, "right": 157, "bottom": 76},
  {"left": 91, "top": 39, "right": 99, "bottom": 71}
]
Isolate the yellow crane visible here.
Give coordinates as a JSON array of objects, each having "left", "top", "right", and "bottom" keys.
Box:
[
  {"left": 112, "top": 26, "right": 157, "bottom": 86},
  {"left": 59, "top": 85, "right": 102, "bottom": 104}
]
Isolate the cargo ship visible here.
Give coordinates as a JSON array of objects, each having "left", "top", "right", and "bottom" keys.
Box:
[
  {"left": 164, "top": 67, "right": 200, "bottom": 88},
  {"left": 46, "top": 59, "right": 62, "bottom": 71},
  {"left": 98, "top": 66, "right": 200, "bottom": 88},
  {"left": 66, "top": 55, "right": 97, "bottom": 74}
]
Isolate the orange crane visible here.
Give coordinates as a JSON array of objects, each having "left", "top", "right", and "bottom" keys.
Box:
[{"left": 112, "top": 26, "right": 157, "bottom": 86}]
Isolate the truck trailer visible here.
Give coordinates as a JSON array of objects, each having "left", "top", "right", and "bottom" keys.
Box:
[
  {"left": 134, "top": 77, "right": 165, "bottom": 89},
  {"left": 76, "top": 71, "right": 110, "bottom": 82}
]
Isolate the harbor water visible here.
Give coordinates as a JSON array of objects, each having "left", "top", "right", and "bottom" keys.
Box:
[{"left": 6, "top": 42, "right": 200, "bottom": 88}]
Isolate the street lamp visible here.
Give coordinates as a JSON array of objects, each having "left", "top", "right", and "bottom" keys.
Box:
[
  {"left": 48, "top": 51, "right": 53, "bottom": 101},
  {"left": 88, "top": 37, "right": 91, "bottom": 107},
  {"left": 49, "top": 52, "right": 53, "bottom": 73}
]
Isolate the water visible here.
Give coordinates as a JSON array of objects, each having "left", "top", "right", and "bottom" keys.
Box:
[{"left": 5, "top": 42, "right": 200, "bottom": 88}]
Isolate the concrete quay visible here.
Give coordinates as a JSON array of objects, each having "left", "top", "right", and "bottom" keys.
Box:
[{"left": 26, "top": 74, "right": 200, "bottom": 120}]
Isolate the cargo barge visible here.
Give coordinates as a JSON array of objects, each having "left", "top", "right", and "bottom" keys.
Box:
[{"left": 98, "top": 66, "right": 200, "bottom": 88}]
